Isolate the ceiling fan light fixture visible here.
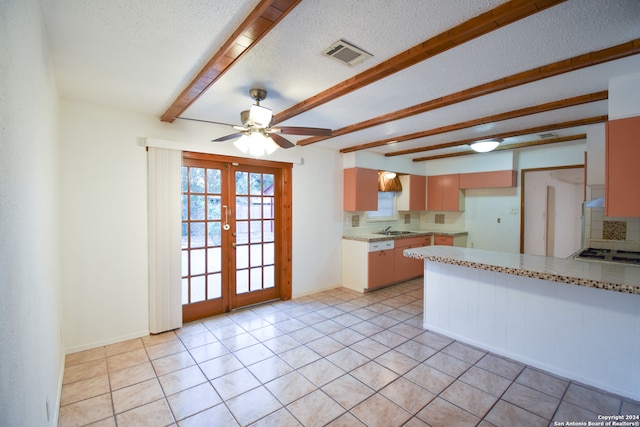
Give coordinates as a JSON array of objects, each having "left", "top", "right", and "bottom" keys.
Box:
[
  {"left": 470, "top": 138, "right": 502, "bottom": 153},
  {"left": 234, "top": 132, "right": 279, "bottom": 157},
  {"left": 249, "top": 104, "right": 273, "bottom": 128}
]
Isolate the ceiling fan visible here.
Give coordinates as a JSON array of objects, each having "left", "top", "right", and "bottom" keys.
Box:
[{"left": 201, "top": 88, "right": 332, "bottom": 150}]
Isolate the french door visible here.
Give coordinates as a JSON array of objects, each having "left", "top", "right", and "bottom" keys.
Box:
[{"left": 181, "top": 152, "right": 292, "bottom": 322}]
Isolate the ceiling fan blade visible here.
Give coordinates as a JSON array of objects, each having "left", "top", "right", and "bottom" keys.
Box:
[
  {"left": 270, "top": 126, "right": 332, "bottom": 136},
  {"left": 269, "top": 133, "right": 295, "bottom": 149},
  {"left": 212, "top": 132, "right": 244, "bottom": 142}
]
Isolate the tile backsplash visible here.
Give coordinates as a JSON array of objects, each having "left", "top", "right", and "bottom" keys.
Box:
[
  {"left": 585, "top": 186, "right": 640, "bottom": 251},
  {"left": 602, "top": 221, "right": 626, "bottom": 240},
  {"left": 342, "top": 211, "right": 421, "bottom": 233}
]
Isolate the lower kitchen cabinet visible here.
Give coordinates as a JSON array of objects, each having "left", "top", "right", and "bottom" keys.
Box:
[
  {"left": 342, "top": 235, "right": 431, "bottom": 293},
  {"left": 368, "top": 250, "right": 395, "bottom": 289},
  {"left": 393, "top": 236, "right": 431, "bottom": 282},
  {"left": 433, "top": 233, "right": 468, "bottom": 247},
  {"left": 433, "top": 235, "right": 453, "bottom": 246}
]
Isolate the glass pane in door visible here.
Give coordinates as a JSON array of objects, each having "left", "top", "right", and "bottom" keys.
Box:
[
  {"left": 182, "top": 165, "right": 224, "bottom": 304},
  {"left": 234, "top": 171, "right": 275, "bottom": 295}
]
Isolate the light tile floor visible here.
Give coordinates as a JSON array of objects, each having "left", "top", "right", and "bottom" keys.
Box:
[{"left": 58, "top": 279, "right": 640, "bottom": 426}]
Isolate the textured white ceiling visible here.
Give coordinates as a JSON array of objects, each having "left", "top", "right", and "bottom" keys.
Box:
[{"left": 40, "top": 0, "right": 640, "bottom": 160}]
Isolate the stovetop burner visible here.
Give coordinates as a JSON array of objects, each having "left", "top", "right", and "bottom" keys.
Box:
[{"left": 575, "top": 247, "right": 640, "bottom": 266}]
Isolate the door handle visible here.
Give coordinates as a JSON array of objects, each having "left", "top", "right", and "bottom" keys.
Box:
[{"left": 222, "top": 205, "right": 230, "bottom": 231}]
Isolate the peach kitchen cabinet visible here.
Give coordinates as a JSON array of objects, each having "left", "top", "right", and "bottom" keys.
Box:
[
  {"left": 397, "top": 175, "right": 427, "bottom": 211},
  {"left": 342, "top": 239, "right": 395, "bottom": 292},
  {"left": 606, "top": 116, "right": 640, "bottom": 217},
  {"left": 368, "top": 246, "right": 395, "bottom": 289},
  {"left": 343, "top": 168, "right": 378, "bottom": 211},
  {"left": 433, "top": 233, "right": 468, "bottom": 247},
  {"left": 393, "top": 235, "right": 431, "bottom": 282},
  {"left": 427, "top": 174, "right": 464, "bottom": 211},
  {"left": 433, "top": 235, "right": 453, "bottom": 246},
  {"left": 459, "top": 170, "right": 517, "bottom": 189}
]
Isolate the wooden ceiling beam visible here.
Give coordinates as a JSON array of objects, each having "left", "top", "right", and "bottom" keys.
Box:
[
  {"left": 275, "top": 0, "right": 566, "bottom": 128},
  {"left": 299, "top": 38, "right": 639, "bottom": 146},
  {"left": 412, "top": 134, "right": 586, "bottom": 162},
  {"left": 160, "top": 0, "right": 301, "bottom": 123},
  {"left": 339, "top": 91, "right": 607, "bottom": 153},
  {"left": 387, "top": 115, "right": 607, "bottom": 157}
]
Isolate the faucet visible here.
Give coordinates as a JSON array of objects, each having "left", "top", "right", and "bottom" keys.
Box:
[{"left": 383, "top": 226, "right": 392, "bottom": 234}]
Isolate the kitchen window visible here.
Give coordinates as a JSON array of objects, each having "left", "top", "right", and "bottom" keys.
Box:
[{"left": 368, "top": 191, "right": 397, "bottom": 220}]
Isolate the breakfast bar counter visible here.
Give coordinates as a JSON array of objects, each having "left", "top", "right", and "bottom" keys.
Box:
[
  {"left": 403, "top": 246, "right": 640, "bottom": 295},
  {"left": 403, "top": 246, "right": 640, "bottom": 400}
]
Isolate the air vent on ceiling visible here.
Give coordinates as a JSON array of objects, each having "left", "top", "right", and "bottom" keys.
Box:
[
  {"left": 539, "top": 132, "right": 559, "bottom": 139},
  {"left": 323, "top": 39, "right": 372, "bottom": 66}
]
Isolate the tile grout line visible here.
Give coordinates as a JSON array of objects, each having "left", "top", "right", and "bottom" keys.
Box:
[{"left": 58, "top": 280, "right": 638, "bottom": 426}]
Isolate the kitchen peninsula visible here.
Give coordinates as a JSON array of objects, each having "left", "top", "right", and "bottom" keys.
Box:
[{"left": 404, "top": 246, "right": 640, "bottom": 400}]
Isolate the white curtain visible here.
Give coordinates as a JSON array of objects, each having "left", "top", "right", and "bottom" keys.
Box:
[{"left": 147, "top": 146, "right": 182, "bottom": 333}]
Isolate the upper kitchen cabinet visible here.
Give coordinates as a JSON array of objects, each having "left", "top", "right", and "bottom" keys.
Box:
[
  {"left": 605, "top": 116, "right": 640, "bottom": 217},
  {"left": 427, "top": 174, "right": 464, "bottom": 211},
  {"left": 459, "top": 170, "right": 517, "bottom": 189},
  {"left": 344, "top": 167, "right": 378, "bottom": 211},
  {"left": 397, "top": 174, "right": 426, "bottom": 211}
]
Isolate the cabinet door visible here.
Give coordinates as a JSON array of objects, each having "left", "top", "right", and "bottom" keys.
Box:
[
  {"left": 368, "top": 250, "right": 394, "bottom": 289},
  {"left": 459, "top": 170, "right": 517, "bottom": 189},
  {"left": 344, "top": 168, "right": 378, "bottom": 211},
  {"left": 441, "top": 174, "right": 461, "bottom": 211},
  {"left": 398, "top": 175, "right": 426, "bottom": 211},
  {"left": 434, "top": 235, "right": 453, "bottom": 246},
  {"left": 606, "top": 117, "right": 640, "bottom": 217},
  {"left": 428, "top": 174, "right": 462, "bottom": 211},
  {"left": 427, "top": 175, "right": 443, "bottom": 210},
  {"left": 393, "top": 247, "right": 426, "bottom": 281}
]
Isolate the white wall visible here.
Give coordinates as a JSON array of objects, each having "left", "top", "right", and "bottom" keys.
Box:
[
  {"left": 60, "top": 101, "right": 151, "bottom": 352},
  {"left": 609, "top": 73, "right": 640, "bottom": 120},
  {"left": 343, "top": 151, "right": 425, "bottom": 175},
  {"left": 0, "top": 1, "right": 64, "bottom": 425},
  {"left": 586, "top": 123, "right": 605, "bottom": 186},
  {"left": 516, "top": 142, "right": 585, "bottom": 171},
  {"left": 425, "top": 150, "right": 515, "bottom": 176},
  {"left": 292, "top": 147, "right": 344, "bottom": 297},
  {"left": 421, "top": 143, "right": 586, "bottom": 252},
  {"left": 464, "top": 188, "right": 520, "bottom": 253},
  {"left": 59, "top": 99, "right": 344, "bottom": 352},
  {"left": 523, "top": 170, "right": 583, "bottom": 257}
]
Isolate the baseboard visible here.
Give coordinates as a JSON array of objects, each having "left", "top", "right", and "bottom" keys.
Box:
[
  {"left": 291, "top": 284, "right": 343, "bottom": 299},
  {"left": 64, "top": 329, "right": 150, "bottom": 354}
]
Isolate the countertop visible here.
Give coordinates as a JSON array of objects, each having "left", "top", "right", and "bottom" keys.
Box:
[
  {"left": 404, "top": 246, "right": 640, "bottom": 295},
  {"left": 342, "top": 230, "right": 467, "bottom": 243}
]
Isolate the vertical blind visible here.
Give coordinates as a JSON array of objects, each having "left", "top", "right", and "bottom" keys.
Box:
[{"left": 147, "top": 146, "right": 183, "bottom": 333}]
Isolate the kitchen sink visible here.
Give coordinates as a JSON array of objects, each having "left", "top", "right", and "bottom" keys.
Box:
[{"left": 375, "top": 231, "right": 416, "bottom": 235}]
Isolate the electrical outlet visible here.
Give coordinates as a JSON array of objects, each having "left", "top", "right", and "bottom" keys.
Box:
[
  {"left": 497, "top": 218, "right": 501, "bottom": 223},
  {"left": 510, "top": 207, "right": 519, "bottom": 214}
]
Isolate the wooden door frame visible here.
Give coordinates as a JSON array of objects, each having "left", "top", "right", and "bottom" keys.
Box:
[
  {"left": 182, "top": 152, "right": 292, "bottom": 316},
  {"left": 519, "top": 164, "right": 584, "bottom": 254}
]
